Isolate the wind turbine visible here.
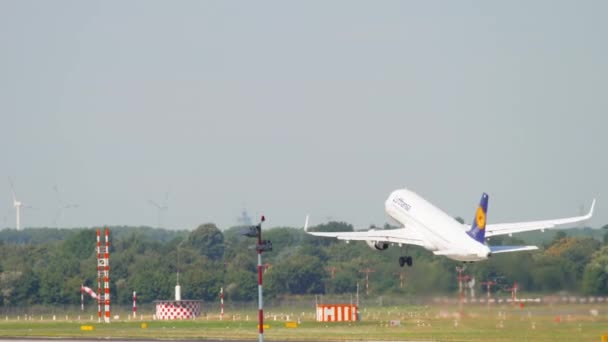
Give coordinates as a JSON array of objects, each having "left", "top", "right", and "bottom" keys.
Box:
[
  {"left": 148, "top": 192, "right": 169, "bottom": 228},
  {"left": 9, "top": 178, "right": 32, "bottom": 230},
  {"left": 52, "top": 185, "right": 79, "bottom": 227}
]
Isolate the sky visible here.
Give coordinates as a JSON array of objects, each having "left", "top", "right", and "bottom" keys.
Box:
[{"left": 0, "top": 1, "right": 606, "bottom": 231}]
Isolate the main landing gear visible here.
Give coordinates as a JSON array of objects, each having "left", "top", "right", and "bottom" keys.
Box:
[
  {"left": 398, "top": 256, "right": 413, "bottom": 267},
  {"left": 398, "top": 245, "right": 413, "bottom": 267}
]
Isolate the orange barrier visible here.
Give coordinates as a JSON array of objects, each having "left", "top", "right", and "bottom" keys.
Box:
[{"left": 315, "top": 304, "right": 358, "bottom": 322}]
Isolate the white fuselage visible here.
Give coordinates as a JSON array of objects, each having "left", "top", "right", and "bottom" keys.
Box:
[{"left": 384, "top": 189, "right": 491, "bottom": 262}]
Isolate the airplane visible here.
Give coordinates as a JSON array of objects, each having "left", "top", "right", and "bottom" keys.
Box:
[{"left": 304, "top": 188, "right": 595, "bottom": 267}]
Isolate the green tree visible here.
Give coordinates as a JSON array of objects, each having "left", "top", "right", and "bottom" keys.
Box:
[
  {"left": 222, "top": 253, "right": 257, "bottom": 301},
  {"left": 182, "top": 259, "right": 225, "bottom": 300},
  {"left": 326, "top": 268, "right": 358, "bottom": 294},
  {"left": 129, "top": 267, "right": 171, "bottom": 303},
  {"left": 224, "top": 268, "right": 257, "bottom": 301},
  {"left": 533, "top": 237, "right": 600, "bottom": 291},
  {"left": 186, "top": 223, "right": 224, "bottom": 260},
  {"left": 582, "top": 245, "right": 608, "bottom": 294},
  {"left": 61, "top": 229, "right": 96, "bottom": 259},
  {"left": 406, "top": 259, "right": 454, "bottom": 294},
  {"left": 267, "top": 254, "right": 326, "bottom": 296},
  {"left": 9, "top": 267, "right": 40, "bottom": 305}
]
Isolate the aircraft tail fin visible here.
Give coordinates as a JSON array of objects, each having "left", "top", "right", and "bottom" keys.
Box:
[{"left": 467, "top": 193, "right": 489, "bottom": 243}]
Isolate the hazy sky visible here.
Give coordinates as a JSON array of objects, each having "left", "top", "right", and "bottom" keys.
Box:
[{"left": 1, "top": 1, "right": 606, "bottom": 231}]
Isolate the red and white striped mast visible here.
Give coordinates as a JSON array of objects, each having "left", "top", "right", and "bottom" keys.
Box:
[
  {"left": 103, "top": 228, "right": 111, "bottom": 323},
  {"left": 133, "top": 291, "right": 137, "bottom": 318},
  {"left": 242, "top": 215, "right": 271, "bottom": 342},
  {"left": 96, "top": 229, "right": 102, "bottom": 322},
  {"left": 96, "top": 228, "right": 111, "bottom": 323},
  {"left": 219, "top": 287, "right": 224, "bottom": 320},
  {"left": 256, "top": 216, "right": 265, "bottom": 342}
]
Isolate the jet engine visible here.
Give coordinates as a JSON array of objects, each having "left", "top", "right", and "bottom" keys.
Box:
[{"left": 366, "top": 240, "right": 389, "bottom": 251}]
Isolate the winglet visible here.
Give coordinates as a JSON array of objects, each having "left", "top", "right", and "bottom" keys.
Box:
[
  {"left": 304, "top": 215, "right": 310, "bottom": 232},
  {"left": 586, "top": 199, "right": 596, "bottom": 219}
]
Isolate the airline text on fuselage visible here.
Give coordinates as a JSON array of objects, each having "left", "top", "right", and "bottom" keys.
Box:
[{"left": 392, "top": 197, "right": 411, "bottom": 211}]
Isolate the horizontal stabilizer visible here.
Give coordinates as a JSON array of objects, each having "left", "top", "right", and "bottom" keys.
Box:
[{"left": 489, "top": 245, "right": 538, "bottom": 254}]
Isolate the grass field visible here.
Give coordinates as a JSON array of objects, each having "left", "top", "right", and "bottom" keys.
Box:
[{"left": 1, "top": 303, "right": 607, "bottom": 341}]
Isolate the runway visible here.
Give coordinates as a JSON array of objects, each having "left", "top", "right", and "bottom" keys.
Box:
[
  {"left": 0, "top": 340, "right": 334, "bottom": 342},
  {"left": 0, "top": 340, "right": 257, "bottom": 342},
  {"left": 0, "top": 340, "right": 258, "bottom": 342}
]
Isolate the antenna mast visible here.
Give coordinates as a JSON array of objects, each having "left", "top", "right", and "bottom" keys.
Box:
[
  {"left": 359, "top": 268, "right": 375, "bottom": 296},
  {"left": 96, "top": 228, "right": 111, "bottom": 323}
]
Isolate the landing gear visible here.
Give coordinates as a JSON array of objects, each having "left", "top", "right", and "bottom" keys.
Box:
[
  {"left": 398, "top": 256, "right": 413, "bottom": 267},
  {"left": 398, "top": 245, "right": 413, "bottom": 267}
]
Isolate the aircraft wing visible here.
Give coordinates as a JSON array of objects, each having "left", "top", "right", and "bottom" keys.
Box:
[
  {"left": 306, "top": 229, "right": 426, "bottom": 247},
  {"left": 485, "top": 199, "right": 595, "bottom": 237},
  {"left": 304, "top": 216, "right": 426, "bottom": 247}
]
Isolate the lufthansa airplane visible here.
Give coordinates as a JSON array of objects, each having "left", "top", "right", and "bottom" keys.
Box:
[{"left": 305, "top": 188, "right": 595, "bottom": 267}]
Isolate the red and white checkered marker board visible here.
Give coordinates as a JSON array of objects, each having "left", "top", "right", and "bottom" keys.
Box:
[{"left": 155, "top": 301, "right": 202, "bottom": 320}]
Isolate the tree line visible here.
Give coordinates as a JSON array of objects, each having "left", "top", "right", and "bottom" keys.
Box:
[{"left": 0, "top": 222, "right": 607, "bottom": 306}]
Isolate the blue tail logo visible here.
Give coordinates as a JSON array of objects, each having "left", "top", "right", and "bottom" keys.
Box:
[{"left": 467, "top": 193, "right": 489, "bottom": 243}]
